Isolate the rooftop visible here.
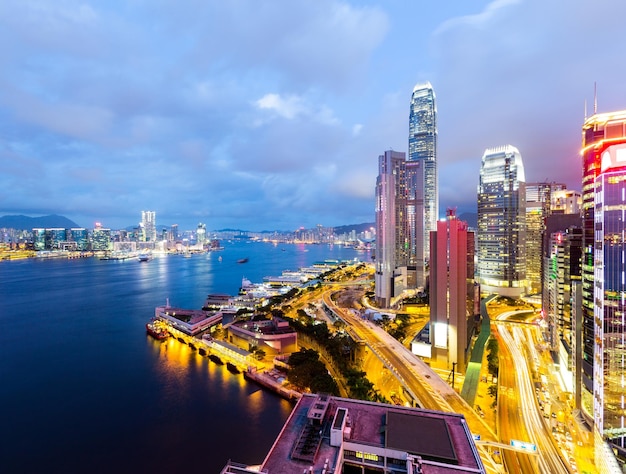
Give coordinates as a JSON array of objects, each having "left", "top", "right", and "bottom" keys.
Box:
[{"left": 255, "top": 394, "right": 485, "bottom": 474}]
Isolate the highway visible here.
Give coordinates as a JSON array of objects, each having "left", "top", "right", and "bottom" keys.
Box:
[
  {"left": 495, "top": 318, "right": 571, "bottom": 474},
  {"left": 322, "top": 290, "right": 500, "bottom": 439}
]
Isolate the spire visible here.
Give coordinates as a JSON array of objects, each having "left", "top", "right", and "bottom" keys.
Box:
[{"left": 594, "top": 81, "right": 598, "bottom": 114}]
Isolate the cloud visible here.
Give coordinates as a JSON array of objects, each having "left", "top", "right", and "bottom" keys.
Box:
[
  {"left": 255, "top": 93, "right": 307, "bottom": 120},
  {"left": 429, "top": 0, "right": 626, "bottom": 215}
]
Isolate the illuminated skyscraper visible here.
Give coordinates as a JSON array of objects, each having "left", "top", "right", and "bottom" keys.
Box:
[
  {"left": 141, "top": 211, "right": 156, "bottom": 242},
  {"left": 375, "top": 150, "right": 408, "bottom": 307},
  {"left": 581, "top": 110, "right": 626, "bottom": 463},
  {"left": 477, "top": 145, "right": 526, "bottom": 297},
  {"left": 525, "top": 182, "right": 566, "bottom": 294},
  {"left": 91, "top": 223, "right": 111, "bottom": 251},
  {"left": 408, "top": 82, "right": 437, "bottom": 287}
]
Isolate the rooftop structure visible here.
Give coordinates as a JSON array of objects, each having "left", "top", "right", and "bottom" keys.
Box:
[
  {"left": 226, "top": 317, "right": 297, "bottom": 355},
  {"left": 221, "top": 394, "right": 485, "bottom": 474},
  {"left": 155, "top": 305, "right": 222, "bottom": 336}
]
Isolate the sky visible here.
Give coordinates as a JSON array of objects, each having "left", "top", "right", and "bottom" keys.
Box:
[{"left": 2, "top": 0, "right": 626, "bottom": 232}]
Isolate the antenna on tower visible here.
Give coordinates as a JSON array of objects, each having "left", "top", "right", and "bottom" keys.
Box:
[
  {"left": 584, "top": 99, "right": 587, "bottom": 120},
  {"left": 594, "top": 81, "right": 598, "bottom": 114}
]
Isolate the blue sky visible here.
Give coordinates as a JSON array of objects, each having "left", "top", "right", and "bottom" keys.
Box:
[{"left": 1, "top": 0, "right": 626, "bottom": 231}]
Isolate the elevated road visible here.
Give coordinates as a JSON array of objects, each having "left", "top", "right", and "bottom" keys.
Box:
[{"left": 323, "top": 292, "right": 498, "bottom": 442}]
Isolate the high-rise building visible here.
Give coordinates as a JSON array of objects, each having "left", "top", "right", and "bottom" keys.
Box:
[
  {"left": 430, "top": 209, "right": 475, "bottom": 370},
  {"left": 197, "top": 223, "right": 207, "bottom": 246},
  {"left": 91, "top": 223, "right": 111, "bottom": 251},
  {"left": 551, "top": 188, "right": 581, "bottom": 214},
  {"left": 581, "top": 110, "right": 626, "bottom": 460},
  {"left": 45, "top": 228, "right": 67, "bottom": 250},
  {"left": 543, "top": 225, "right": 582, "bottom": 389},
  {"left": 32, "top": 228, "right": 45, "bottom": 251},
  {"left": 525, "top": 182, "right": 566, "bottom": 294},
  {"left": 477, "top": 145, "right": 526, "bottom": 298},
  {"left": 69, "top": 228, "right": 89, "bottom": 251},
  {"left": 375, "top": 150, "right": 408, "bottom": 308},
  {"left": 141, "top": 211, "right": 157, "bottom": 242},
  {"left": 408, "top": 82, "right": 437, "bottom": 287}
]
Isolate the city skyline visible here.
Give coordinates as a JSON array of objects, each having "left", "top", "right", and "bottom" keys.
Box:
[{"left": 2, "top": 1, "right": 626, "bottom": 231}]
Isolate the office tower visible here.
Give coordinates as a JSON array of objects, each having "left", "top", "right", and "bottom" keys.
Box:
[
  {"left": 581, "top": 110, "right": 626, "bottom": 459},
  {"left": 197, "top": 223, "right": 206, "bottom": 245},
  {"left": 91, "top": 223, "right": 112, "bottom": 251},
  {"left": 169, "top": 224, "right": 179, "bottom": 242},
  {"left": 69, "top": 228, "right": 89, "bottom": 251},
  {"left": 408, "top": 82, "right": 437, "bottom": 287},
  {"left": 141, "top": 211, "right": 157, "bottom": 242},
  {"left": 526, "top": 182, "right": 566, "bottom": 294},
  {"left": 543, "top": 226, "right": 582, "bottom": 388},
  {"left": 477, "top": 145, "right": 526, "bottom": 297},
  {"left": 44, "top": 228, "right": 67, "bottom": 250},
  {"left": 375, "top": 150, "right": 408, "bottom": 308},
  {"left": 430, "top": 209, "right": 475, "bottom": 370},
  {"left": 406, "top": 160, "right": 425, "bottom": 289},
  {"left": 32, "top": 228, "right": 45, "bottom": 251},
  {"left": 551, "top": 189, "right": 581, "bottom": 214}
]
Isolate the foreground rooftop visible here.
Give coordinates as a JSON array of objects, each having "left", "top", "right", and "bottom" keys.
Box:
[{"left": 222, "top": 394, "right": 485, "bottom": 474}]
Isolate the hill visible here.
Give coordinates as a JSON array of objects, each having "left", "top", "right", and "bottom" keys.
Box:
[
  {"left": 333, "top": 222, "right": 375, "bottom": 235},
  {"left": 0, "top": 215, "right": 80, "bottom": 230}
]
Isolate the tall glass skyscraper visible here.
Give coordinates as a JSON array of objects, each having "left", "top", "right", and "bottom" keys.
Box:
[
  {"left": 408, "top": 82, "right": 437, "bottom": 287},
  {"left": 477, "top": 145, "right": 526, "bottom": 297},
  {"left": 581, "top": 110, "right": 626, "bottom": 462}
]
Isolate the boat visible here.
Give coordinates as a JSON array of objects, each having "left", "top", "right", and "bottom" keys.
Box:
[
  {"left": 138, "top": 253, "right": 151, "bottom": 262},
  {"left": 237, "top": 257, "right": 249, "bottom": 264},
  {"left": 226, "top": 362, "right": 241, "bottom": 374},
  {"left": 209, "top": 354, "right": 224, "bottom": 365},
  {"left": 146, "top": 319, "right": 168, "bottom": 340}
]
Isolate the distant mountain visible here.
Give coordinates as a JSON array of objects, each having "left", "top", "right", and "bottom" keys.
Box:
[{"left": 0, "top": 215, "right": 80, "bottom": 230}]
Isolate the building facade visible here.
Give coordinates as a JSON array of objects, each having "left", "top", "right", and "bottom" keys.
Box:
[
  {"left": 477, "top": 145, "right": 526, "bottom": 297},
  {"left": 429, "top": 210, "right": 475, "bottom": 370},
  {"left": 526, "top": 182, "right": 566, "bottom": 294},
  {"left": 543, "top": 226, "right": 582, "bottom": 389},
  {"left": 375, "top": 150, "right": 408, "bottom": 308},
  {"left": 91, "top": 224, "right": 112, "bottom": 251},
  {"left": 408, "top": 82, "right": 437, "bottom": 287},
  {"left": 141, "top": 211, "right": 157, "bottom": 242},
  {"left": 581, "top": 110, "right": 626, "bottom": 467}
]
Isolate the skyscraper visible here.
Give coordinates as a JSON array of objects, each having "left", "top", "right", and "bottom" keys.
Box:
[
  {"left": 430, "top": 209, "right": 475, "bottom": 370},
  {"left": 408, "top": 82, "right": 437, "bottom": 287},
  {"left": 141, "top": 211, "right": 156, "bottom": 242},
  {"left": 525, "top": 182, "right": 566, "bottom": 294},
  {"left": 581, "top": 110, "right": 626, "bottom": 461},
  {"left": 477, "top": 145, "right": 526, "bottom": 297},
  {"left": 375, "top": 150, "right": 408, "bottom": 307}
]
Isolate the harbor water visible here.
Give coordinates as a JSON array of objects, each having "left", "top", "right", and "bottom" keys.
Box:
[{"left": 0, "top": 240, "right": 367, "bottom": 473}]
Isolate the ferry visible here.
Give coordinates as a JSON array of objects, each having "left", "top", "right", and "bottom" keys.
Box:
[
  {"left": 146, "top": 319, "right": 168, "bottom": 340},
  {"left": 138, "top": 253, "right": 151, "bottom": 262}
]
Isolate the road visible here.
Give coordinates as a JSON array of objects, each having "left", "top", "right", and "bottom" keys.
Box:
[
  {"left": 323, "top": 291, "right": 499, "bottom": 439},
  {"left": 494, "top": 316, "right": 571, "bottom": 474}
]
